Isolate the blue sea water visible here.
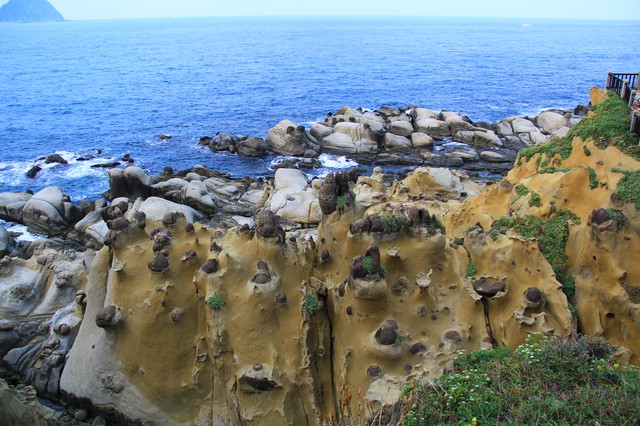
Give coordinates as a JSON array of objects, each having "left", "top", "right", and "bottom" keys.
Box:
[{"left": 0, "top": 16, "right": 638, "bottom": 200}]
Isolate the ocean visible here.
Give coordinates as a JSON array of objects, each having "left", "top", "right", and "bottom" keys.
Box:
[{"left": 0, "top": 16, "right": 638, "bottom": 200}]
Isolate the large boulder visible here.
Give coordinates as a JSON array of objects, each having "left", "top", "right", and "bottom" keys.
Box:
[
  {"left": 267, "top": 120, "right": 319, "bottom": 156},
  {"left": 123, "top": 166, "right": 154, "bottom": 199},
  {"left": 21, "top": 187, "right": 80, "bottom": 236},
  {"left": 236, "top": 137, "right": 270, "bottom": 157},
  {"left": 274, "top": 169, "right": 309, "bottom": 192},
  {"left": 310, "top": 123, "right": 334, "bottom": 141},
  {"left": 334, "top": 122, "right": 377, "bottom": 141},
  {"left": 73, "top": 210, "right": 108, "bottom": 246},
  {"left": 413, "top": 108, "right": 436, "bottom": 121},
  {"left": 411, "top": 132, "right": 434, "bottom": 148},
  {"left": 511, "top": 118, "right": 539, "bottom": 134},
  {"left": 473, "top": 130, "right": 503, "bottom": 147},
  {"left": 131, "top": 197, "right": 203, "bottom": 223},
  {"left": 442, "top": 112, "right": 472, "bottom": 133},
  {"left": 536, "top": 111, "right": 567, "bottom": 134},
  {"left": 384, "top": 133, "right": 412, "bottom": 149},
  {"left": 322, "top": 133, "right": 357, "bottom": 153},
  {"left": 414, "top": 118, "right": 450, "bottom": 139},
  {"left": 267, "top": 169, "right": 320, "bottom": 223},
  {"left": 388, "top": 120, "right": 414, "bottom": 137},
  {"left": 0, "top": 192, "right": 31, "bottom": 222},
  {"left": 269, "top": 191, "right": 321, "bottom": 224},
  {"left": 0, "top": 226, "right": 14, "bottom": 257},
  {"left": 180, "top": 181, "right": 220, "bottom": 214},
  {"left": 108, "top": 167, "right": 154, "bottom": 200}
]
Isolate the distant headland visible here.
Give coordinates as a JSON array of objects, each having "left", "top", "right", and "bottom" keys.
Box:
[{"left": 0, "top": 0, "right": 64, "bottom": 22}]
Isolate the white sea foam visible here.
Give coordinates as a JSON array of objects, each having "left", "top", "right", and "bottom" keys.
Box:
[
  {"left": 318, "top": 154, "right": 357, "bottom": 169},
  {"left": 0, "top": 220, "right": 39, "bottom": 242}
]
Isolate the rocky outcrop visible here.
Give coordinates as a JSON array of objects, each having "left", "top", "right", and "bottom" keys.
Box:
[
  {"left": 267, "top": 120, "right": 320, "bottom": 156},
  {"left": 21, "top": 187, "right": 81, "bottom": 236}
]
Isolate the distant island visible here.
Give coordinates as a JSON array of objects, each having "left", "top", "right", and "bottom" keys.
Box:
[{"left": 0, "top": 0, "right": 64, "bottom": 22}]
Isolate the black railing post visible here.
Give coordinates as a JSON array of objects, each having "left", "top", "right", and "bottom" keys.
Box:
[
  {"left": 622, "top": 80, "right": 631, "bottom": 104},
  {"left": 606, "top": 72, "right": 612, "bottom": 90}
]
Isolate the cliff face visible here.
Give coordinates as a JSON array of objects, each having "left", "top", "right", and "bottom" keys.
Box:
[
  {"left": 1, "top": 89, "right": 639, "bottom": 424},
  {"left": 0, "top": 0, "right": 64, "bottom": 22}
]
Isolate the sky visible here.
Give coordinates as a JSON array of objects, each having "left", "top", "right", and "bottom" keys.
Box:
[{"left": 3, "top": 0, "right": 640, "bottom": 21}]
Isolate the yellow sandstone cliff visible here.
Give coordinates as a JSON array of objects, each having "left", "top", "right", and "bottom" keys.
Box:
[{"left": 56, "top": 89, "right": 640, "bottom": 424}]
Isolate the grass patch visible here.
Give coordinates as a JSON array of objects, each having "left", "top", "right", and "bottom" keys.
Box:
[
  {"left": 400, "top": 335, "right": 639, "bottom": 425},
  {"left": 489, "top": 229, "right": 500, "bottom": 241},
  {"left": 518, "top": 92, "right": 639, "bottom": 165},
  {"left": 587, "top": 166, "right": 603, "bottom": 189},
  {"left": 303, "top": 293, "right": 319, "bottom": 316},
  {"left": 453, "top": 237, "right": 464, "bottom": 246},
  {"left": 363, "top": 255, "right": 387, "bottom": 281},
  {"left": 605, "top": 208, "right": 626, "bottom": 228},
  {"left": 466, "top": 252, "right": 477, "bottom": 278},
  {"left": 434, "top": 217, "right": 446, "bottom": 234},
  {"left": 612, "top": 168, "right": 640, "bottom": 209},
  {"left": 514, "top": 184, "right": 542, "bottom": 207},
  {"left": 336, "top": 195, "right": 347, "bottom": 208},
  {"left": 207, "top": 293, "right": 226, "bottom": 311},
  {"left": 538, "top": 166, "right": 571, "bottom": 174},
  {"left": 491, "top": 209, "right": 580, "bottom": 285}
]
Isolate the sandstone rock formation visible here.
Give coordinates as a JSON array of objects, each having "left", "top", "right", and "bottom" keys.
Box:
[{"left": 1, "top": 89, "right": 639, "bottom": 425}]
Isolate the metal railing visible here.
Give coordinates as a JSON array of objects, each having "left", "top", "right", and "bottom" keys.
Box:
[{"left": 605, "top": 72, "right": 640, "bottom": 138}]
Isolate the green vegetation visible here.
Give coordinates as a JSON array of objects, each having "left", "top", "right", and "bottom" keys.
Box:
[
  {"left": 514, "top": 184, "right": 542, "bottom": 207},
  {"left": 349, "top": 189, "right": 356, "bottom": 198},
  {"left": 302, "top": 293, "right": 319, "bottom": 316},
  {"left": 400, "top": 335, "right": 640, "bottom": 425},
  {"left": 394, "top": 329, "right": 404, "bottom": 345},
  {"left": 464, "top": 225, "right": 479, "bottom": 235},
  {"left": 207, "top": 293, "right": 226, "bottom": 311},
  {"left": 491, "top": 209, "right": 580, "bottom": 288},
  {"left": 621, "top": 281, "right": 640, "bottom": 304},
  {"left": 549, "top": 200, "right": 557, "bottom": 214},
  {"left": 466, "top": 254, "right": 477, "bottom": 278},
  {"left": 538, "top": 166, "right": 571, "bottom": 174},
  {"left": 434, "top": 217, "right": 446, "bottom": 234},
  {"left": 453, "top": 237, "right": 464, "bottom": 246},
  {"left": 336, "top": 195, "right": 348, "bottom": 208},
  {"left": 518, "top": 92, "right": 640, "bottom": 164},
  {"left": 583, "top": 145, "right": 591, "bottom": 156},
  {"left": 587, "top": 166, "right": 604, "bottom": 189},
  {"left": 363, "top": 255, "right": 387, "bottom": 280},
  {"left": 605, "top": 208, "right": 626, "bottom": 228},
  {"left": 612, "top": 168, "right": 640, "bottom": 209},
  {"left": 381, "top": 215, "right": 393, "bottom": 232},
  {"left": 563, "top": 275, "right": 576, "bottom": 299},
  {"left": 489, "top": 229, "right": 500, "bottom": 241}
]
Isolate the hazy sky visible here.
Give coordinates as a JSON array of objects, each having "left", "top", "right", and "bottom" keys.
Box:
[{"left": 4, "top": 0, "right": 640, "bottom": 20}]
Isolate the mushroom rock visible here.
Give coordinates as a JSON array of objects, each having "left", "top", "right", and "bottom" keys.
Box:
[
  {"left": 200, "top": 259, "right": 219, "bottom": 274},
  {"left": 472, "top": 278, "right": 507, "bottom": 297},
  {"left": 374, "top": 320, "right": 399, "bottom": 345},
  {"left": 95, "top": 305, "right": 123, "bottom": 329},
  {"left": 108, "top": 217, "right": 130, "bottom": 231},
  {"left": 349, "top": 218, "right": 371, "bottom": 234},
  {"left": 147, "top": 253, "right": 169, "bottom": 273},
  {"left": 162, "top": 211, "right": 185, "bottom": 227},
  {"left": 254, "top": 209, "right": 277, "bottom": 238},
  {"left": 318, "top": 173, "right": 338, "bottom": 216}
]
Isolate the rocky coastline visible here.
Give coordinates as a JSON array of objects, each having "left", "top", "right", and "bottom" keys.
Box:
[
  {"left": 1, "top": 89, "right": 639, "bottom": 425},
  {"left": 198, "top": 103, "right": 588, "bottom": 174}
]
